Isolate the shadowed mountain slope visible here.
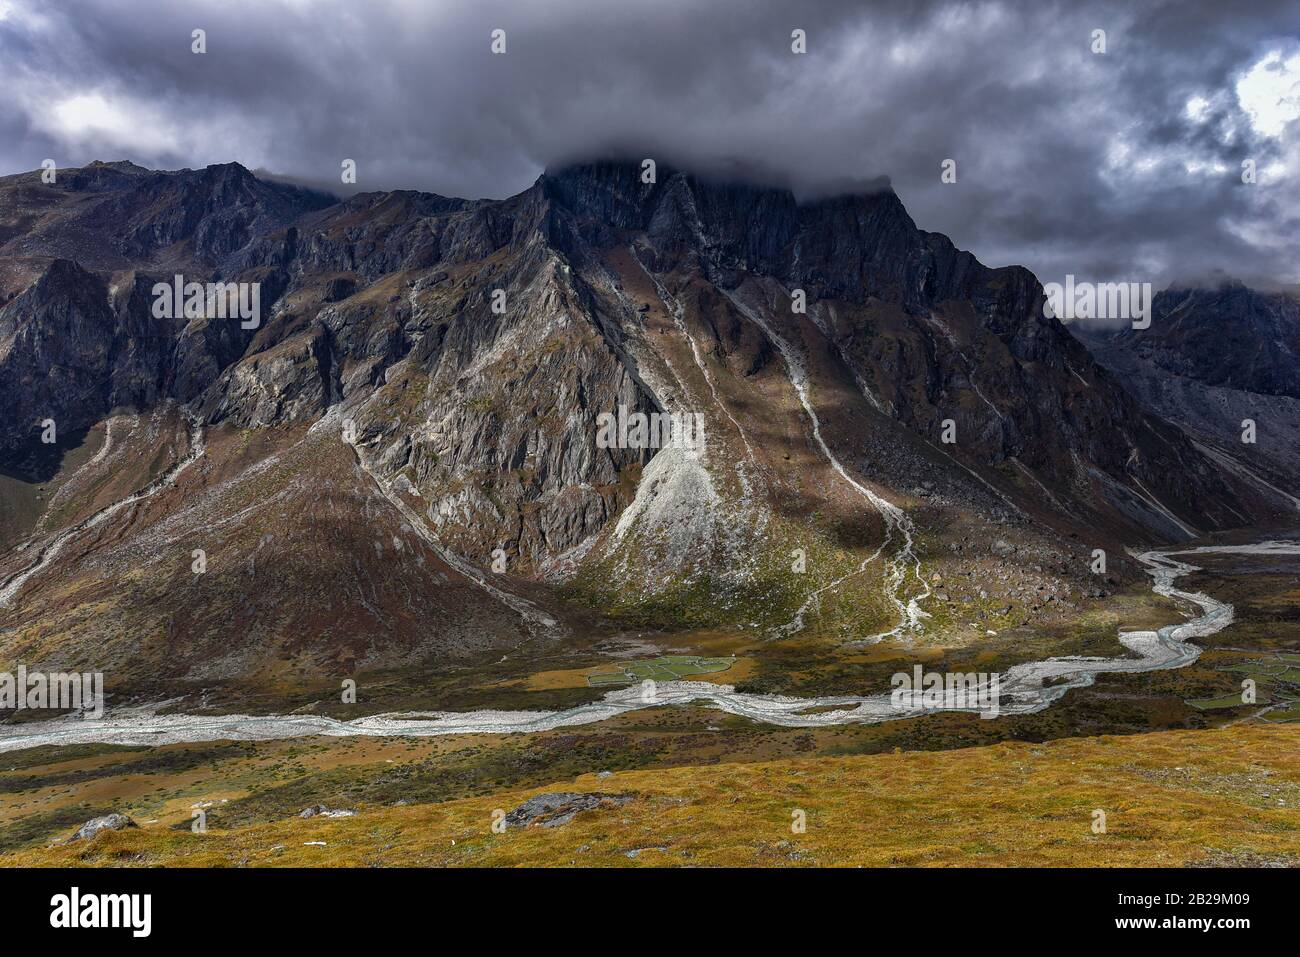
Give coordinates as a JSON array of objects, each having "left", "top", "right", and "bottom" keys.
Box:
[{"left": 0, "top": 158, "right": 1282, "bottom": 695}]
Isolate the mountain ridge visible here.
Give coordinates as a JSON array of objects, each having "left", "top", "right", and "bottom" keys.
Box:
[{"left": 0, "top": 155, "right": 1288, "bottom": 698}]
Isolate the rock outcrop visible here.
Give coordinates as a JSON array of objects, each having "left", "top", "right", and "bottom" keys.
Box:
[
  {"left": 70, "top": 813, "right": 137, "bottom": 842},
  {"left": 503, "top": 791, "right": 634, "bottom": 829}
]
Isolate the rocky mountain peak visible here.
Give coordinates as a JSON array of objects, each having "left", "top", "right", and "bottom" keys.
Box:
[
  {"left": 538, "top": 158, "right": 1045, "bottom": 321},
  {"left": 0, "top": 154, "right": 1285, "bottom": 673},
  {"left": 1120, "top": 283, "right": 1300, "bottom": 399}
]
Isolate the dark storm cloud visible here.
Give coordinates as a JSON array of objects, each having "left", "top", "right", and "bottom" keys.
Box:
[{"left": 1, "top": 0, "right": 1297, "bottom": 296}]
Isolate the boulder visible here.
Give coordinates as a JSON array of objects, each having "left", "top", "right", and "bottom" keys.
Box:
[
  {"left": 71, "top": 813, "right": 137, "bottom": 842},
  {"left": 503, "top": 792, "right": 633, "bottom": 829}
]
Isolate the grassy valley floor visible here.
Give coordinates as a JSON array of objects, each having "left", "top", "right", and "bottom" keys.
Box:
[
  {"left": 2, "top": 535, "right": 1294, "bottom": 866},
  {"left": 5, "top": 723, "right": 1297, "bottom": 867}
]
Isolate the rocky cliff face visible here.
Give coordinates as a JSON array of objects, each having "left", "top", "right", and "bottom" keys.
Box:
[
  {"left": 1114, "top": 284, "right": 1300, "bottom": 398},
  {"left": 0, "top": 161, "right": 332, "bottom": 474},
  {"left": 0, "top": 158, "right": 1283, "bottom": 688},
  {"left": 1077, "top": 283, "right": 1300, "bottom": 504},
  {"left": 536, "top": 163, "right": 1261, "bottom": 539}
]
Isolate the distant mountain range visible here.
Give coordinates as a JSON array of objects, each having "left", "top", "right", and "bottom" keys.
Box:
[
  {"left": 0, "top": 158, "right": 1293, "bottom": 696},
  {"left": 1075, "top": 284, "right": 1300, "bottom": 496}
]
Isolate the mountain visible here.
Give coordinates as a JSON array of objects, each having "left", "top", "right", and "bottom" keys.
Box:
[
  {"left": 1075, "top": 282, "right": 1300, "bottom": 504},
  {"left": 0, "top": 158, "right": 1285, "bottom": 700}
]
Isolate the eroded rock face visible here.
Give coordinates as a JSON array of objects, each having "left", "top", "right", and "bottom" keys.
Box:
[
  {"left": 0, "top": 161, "right": 331, "bottom": 468},
  {"left": 1079, "top": 284, "right": 1300, "bottom": 493},
  {"left": 1133, "top": 284, "right": 1300, "bottom": 398},
  {"left": 0, "top": 259, "right": 117, "bottom": 475},
  {"left": 0, "top": 158, "right": 1261, "bottom": 538},
  {"left": 536, "top": 162, "right": 1260, "bottom": 540},
  {"left": 1, "top": 160, "right": 334, "bottom": 272}
]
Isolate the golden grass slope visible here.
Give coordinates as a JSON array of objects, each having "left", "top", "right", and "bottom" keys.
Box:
[{"left": 8, "top": 724, "right": 1297, "bottom": 868}]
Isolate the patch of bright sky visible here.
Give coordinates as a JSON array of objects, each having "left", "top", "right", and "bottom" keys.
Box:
[
  {"left": 1124, "top": 47, "right": 1299, "bottom": 185},
  {"left": 1236, "top": 44, "right": 1300, "bottom": 138},
  {"left": 1183, "top": 160, "right": 1228, "bottom": 175},
  {"left": 44, "top": 93, "right": 180, "bottom": 154},
  {"left": 30, "top": 89, "right": 275, "bottom": 170},
  {"left": 1185, "top": 95, "right": 1211, "bottom": 122}
]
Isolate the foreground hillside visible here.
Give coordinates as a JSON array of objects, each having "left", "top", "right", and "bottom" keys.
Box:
[{"left": 10, "top": 724, "right": 1297, "bottom": 868}]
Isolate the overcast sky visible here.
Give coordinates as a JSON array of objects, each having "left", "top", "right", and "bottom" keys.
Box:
[{"left": 1, "top": 0, "right": 1297, "bottom": 291}]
